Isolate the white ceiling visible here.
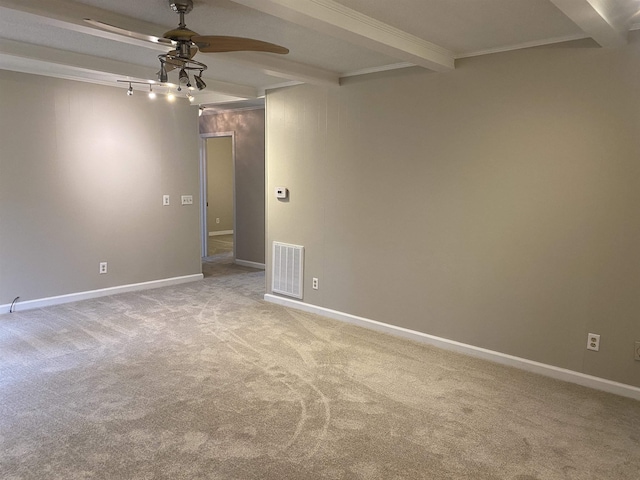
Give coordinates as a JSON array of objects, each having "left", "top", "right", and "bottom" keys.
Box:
[{"left": 0, "top": 0, "right": 639, "bottom": 105}]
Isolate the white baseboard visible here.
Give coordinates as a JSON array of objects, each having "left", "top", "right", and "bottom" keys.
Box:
[
  {"left": 263, "top": 294, "right": 640, "bottom": 402},
  {"left": 235, "top": 259, "right": 265, "bottom": 270},
  {"left": 1, "top": 274, "right": 204, "bottom": 315},
  {"left": 209, "top": 230, "right": 233, "bottom": 236}
]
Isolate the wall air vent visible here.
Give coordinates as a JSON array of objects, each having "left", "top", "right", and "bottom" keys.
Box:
[{"left": 272, "top": 242, "right": 304, "bottom": 299}]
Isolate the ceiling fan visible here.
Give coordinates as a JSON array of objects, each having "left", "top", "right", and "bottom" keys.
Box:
[{"left": 85, "top": 0, "right": 289, "bottom": 91}]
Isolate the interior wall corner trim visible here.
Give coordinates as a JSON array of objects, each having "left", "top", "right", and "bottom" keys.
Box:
[
  {"left": 263, "top": 294, "right": 640, "bottom": 402},
  {"left": 0, "top": 274, "right": 204, "bottom": 315}
]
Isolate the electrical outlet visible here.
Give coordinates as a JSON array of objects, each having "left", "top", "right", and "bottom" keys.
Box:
[
  {"left": 587, "top": 333, "right": 600, "bottom": 352},
  {"left": 99, "top": 262, "right": 108, "bottom": 274},
  {"left": 635, "top": 341, "right": 640, "bottom": 361},
  {"left": 181, "top": 195, "right": 193, "bottom": 205},
  {"left": 312, "top": 277, "right": 319, "bottom": 290},
  {"left": 216, "top": 218, "right": 220, "bottom": 224},
  {"left": 163, "top": 195, "right": 170, "bottom": 206}
]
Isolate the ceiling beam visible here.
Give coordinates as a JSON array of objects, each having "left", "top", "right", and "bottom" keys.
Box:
[
  {"left": 549, "top": 0, "right": 628, "bottom": 47},
  {"left": 0, "top": 54, "right": 244, "bottom": 104},
  {"left": 0, "top": 0, "right": 171, "bottom": 52},
  {"left": 0, "top": 38, "right": 259, "bottom": 99},
  {"left": 229, "top": 0, "right": 455, "bottom": 72}
]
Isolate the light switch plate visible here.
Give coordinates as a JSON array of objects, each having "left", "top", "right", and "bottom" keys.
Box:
[
  {"left": 163, "top": 195, "right": 170, "bottom": 206},
  {"left": 181, "top": 195, "right": 193, "bottom": 205}
]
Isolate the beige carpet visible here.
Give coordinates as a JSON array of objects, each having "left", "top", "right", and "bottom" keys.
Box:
[{"left": 1, "top": 255, "right": 638, "bottom": 479}]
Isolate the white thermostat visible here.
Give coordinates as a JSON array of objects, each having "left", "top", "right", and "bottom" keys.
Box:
[{"left": 275, "top": 187, "right": 288, "bottom": 199}]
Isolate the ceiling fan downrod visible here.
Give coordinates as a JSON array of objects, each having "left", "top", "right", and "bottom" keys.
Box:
[{"left": 169, "top": 0, "right": 193, "bottom": 28}]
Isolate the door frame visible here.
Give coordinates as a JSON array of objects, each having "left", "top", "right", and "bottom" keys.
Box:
[{"left": 199, "top": 131, "right": 236, "bottom": 259}]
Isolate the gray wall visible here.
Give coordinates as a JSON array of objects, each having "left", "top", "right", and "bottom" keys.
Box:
[
  {"left": 0, "top": 70, "right": 202, "bottom": 306},
  {"left": 206, "top": 137, "right": 234, "bottom": 233},
  {"left": 200, "top": 109, "right": 265, "bottom": 265},
  {"left": 265, "top": 37, "right": 640, "bottom": 388}
]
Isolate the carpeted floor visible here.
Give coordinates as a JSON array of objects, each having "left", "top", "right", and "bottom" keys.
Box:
[{"left": 1, "top": 254, "right": 639, "bottom": 479}]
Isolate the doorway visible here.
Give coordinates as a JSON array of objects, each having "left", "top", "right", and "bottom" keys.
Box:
[{"left": 200, "top": 133, "right": 235, "bottom": 259}]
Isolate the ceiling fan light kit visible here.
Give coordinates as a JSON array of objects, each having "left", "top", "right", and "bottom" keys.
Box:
[{"left": 86, "top": 0, "right": 288, "bottom": 100}]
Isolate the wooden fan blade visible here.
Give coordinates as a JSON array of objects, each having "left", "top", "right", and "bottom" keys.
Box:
[
  {"left": 192, "top": 36, "right": 289, "bottom": 54},
  {"left": 84, "top": 19, "right": 174, "bottom": 45}
]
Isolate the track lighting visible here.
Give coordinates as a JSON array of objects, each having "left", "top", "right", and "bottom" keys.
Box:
[
  {"left": 194, "top": 72, "right": 206, "bottom": 91},
  {"left": 199, "top": 107, "right": 205, "bottom": 117},
  {"left": 118, "top": 79, "right": 194, "bottom": 102}
]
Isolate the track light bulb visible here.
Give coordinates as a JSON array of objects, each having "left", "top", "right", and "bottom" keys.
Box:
[
  {"left": 194, "top": 73, "right": 206, "bottom": 91},
  {"left": 179, "top": 68, "right": 189, "bottom": 85},
  {"left": 127, "top": 83, "right": 133, "bottom": 96},
  {"left": 187, "top": 93, "right": 194, "bottom": 102},
  {"left": 158, "top": 63, "right": 168, "bottom": 83},
  {"left": 148, "top": 85, "right": 156, "bottom": 99}
]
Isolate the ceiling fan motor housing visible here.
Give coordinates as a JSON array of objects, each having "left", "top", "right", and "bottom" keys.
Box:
[{"left": 177, "top": 41, "right": 192, "bottom": 58}]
